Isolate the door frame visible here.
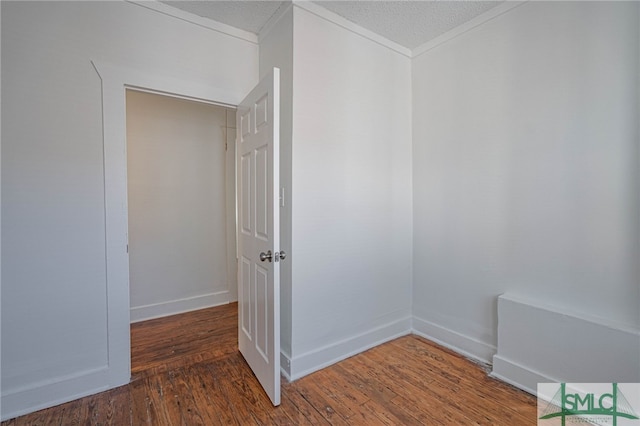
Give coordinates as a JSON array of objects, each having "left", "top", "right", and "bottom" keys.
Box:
[{"left": 92, "top": 60, "right": 248, "bottom": 388}]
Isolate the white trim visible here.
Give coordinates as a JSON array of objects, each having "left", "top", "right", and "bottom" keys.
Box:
[
  {"left": 126, "top": 86, "right": 237, "bottom": 109},
  {"left": 130, "top": 291, "right": 236, "bottom": 323},
  {"left": 123, "top": 0, "right": 529, "bottom": 61},
  {"left": 1, "top": 367, "right": 109, "bottom": 422},
  {"left": 258, "top": 1, "right": 294, "bottom": 44},
  {"left": 498, "top": 293, "right": 640, "bottom": 335},
  {"left": 280, "top": 351, "right": 292, "bottom": 382},
  {"left": 93, "top": 60, "right": 133, "bottom": 397},
  {"left": 126, "top": 1, "right": 258, "bottom": 45},
  {"left": 90, "top": 58, "right": 244, "bottom": 404},
  {"left": 490, "top": 355, "right": 552, "bottom": 396},
  {"left": 293, "top": 1, "right": 412, "bottom": 58},
  {"left": 126, "top": 0, "right": 530, "bottom": 61},
  {"left": 287, "top": 316, "right": 412, "bottom": 381},
  {"left": 412, "top": 1, "right": 528, "bottom": 58},
  {"left": 411, "top": 316, "right": 496, "bottom": 365}
]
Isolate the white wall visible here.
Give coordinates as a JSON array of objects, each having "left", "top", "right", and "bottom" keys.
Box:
[
  {"left": 288, "top": 6, "right": 413, "bottom": 378},
  {"left": 412, "top": 1, "right": 640, "bottom": 364},
  {"left": 1, "top": 1, "right": 257, "bottom": 419},
  {"left": 126, "top": 90, "right": 237, "bottom": 322},
  {"left": 258, "top": 5, "right": 294, "bottom": 364}
]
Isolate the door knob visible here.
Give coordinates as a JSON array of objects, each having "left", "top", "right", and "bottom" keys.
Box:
[
  {"left": 259, "top": 250, "right": 272, "bottom": 262},
  {"left": 276, "top": 250, "right": 286, "bottom": 261}
]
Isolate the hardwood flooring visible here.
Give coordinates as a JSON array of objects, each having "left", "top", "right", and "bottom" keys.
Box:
[{"left": 2, "top": 303, "right": 537, "bottom": 425}]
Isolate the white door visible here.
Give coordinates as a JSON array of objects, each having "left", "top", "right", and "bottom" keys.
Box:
[{"left": 236, "top": 68, "right": 281, "bottom": 406}]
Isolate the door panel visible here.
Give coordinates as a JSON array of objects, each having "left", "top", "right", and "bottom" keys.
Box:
[
  {"left": 240, "top": 154, "right": 251, "bottom": 235},
  {"left": 240, "top": 257, "right": 252, "bottom": 338},
  {"left": 255, "top": 146, "right": 269, "bottom": 240},
  {"left": 236, "top": 68, "right": 281, "bottom": 406}
]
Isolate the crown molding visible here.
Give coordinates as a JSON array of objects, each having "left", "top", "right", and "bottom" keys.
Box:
[
  {"left": 412, "top": 1, "right": 528, "bottom": 58},
  {"left": 258, "top": 1, "right": 294, "bottom": 44},
  {"left": 293, "top": 1, "right": 412, "bottom": 59},
  {"left": 126, "top": 1, "right": 258, "bottom": 45},
  {"left": 126, "top": 1, "right": 531, "bottom": 60}
]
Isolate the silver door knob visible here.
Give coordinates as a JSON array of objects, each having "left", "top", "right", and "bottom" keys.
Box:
[
  {"left": 277, "top": 250, "right": 286, "bottom": 261},
  {"left": 259, "top": 250, "right": 272, "bottom": 262}
]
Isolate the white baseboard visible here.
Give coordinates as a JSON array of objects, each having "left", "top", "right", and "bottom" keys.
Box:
[
  {"left": 412, "top": 315, "right": 496, "bottom": 365},
  {"left": 287, "top": 316, "right": 412, "bottom": 381},
  {"left": 130, "top": 290, "right": 236, "bottom": 323},
  {"left": 490, "top": 355, "right": 552, "bottom": 396},
  {"left": 1, "top": 367, "right": 110, "bottom": 422}
]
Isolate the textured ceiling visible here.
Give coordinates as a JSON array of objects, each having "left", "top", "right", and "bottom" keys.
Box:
[
  {"left": 317, "top": 1, "right": 503, "bottom": 49},
  {"left": 162, "top": 1, "right": 288, "bottom": 34},
  {"left": 161, "top": 1, "right": 504, "bottom": 49}
]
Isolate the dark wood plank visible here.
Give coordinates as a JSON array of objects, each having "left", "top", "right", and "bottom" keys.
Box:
[
  {"left": 280, "top": 383, "right": 332, "bottom": 425},
  {"left": 184, "top": 363, "right": 237, "bottom": 426},
  {"left": 130, "top": 303, "right": 238, "bottom": 377},
  {"left": 128, "top": 375, "right": 153, "bottom": 426},
  {"left": 2, "top": 303, "right": 537, "bottom": 425},
  {"left": 291, "top": 376, "right": 352, "bottom": 425}
]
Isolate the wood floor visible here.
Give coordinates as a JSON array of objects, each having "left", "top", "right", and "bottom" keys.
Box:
[{"left": 2, "top": 303, "right": 537, "bottom": 425}]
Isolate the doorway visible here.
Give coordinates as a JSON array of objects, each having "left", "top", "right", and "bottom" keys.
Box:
[
  {"left": 94, "top": 61, "right": 281, "bottom": 405},
  {"left": 125, "top": 89, "right": 238, "bottom": 322}
]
